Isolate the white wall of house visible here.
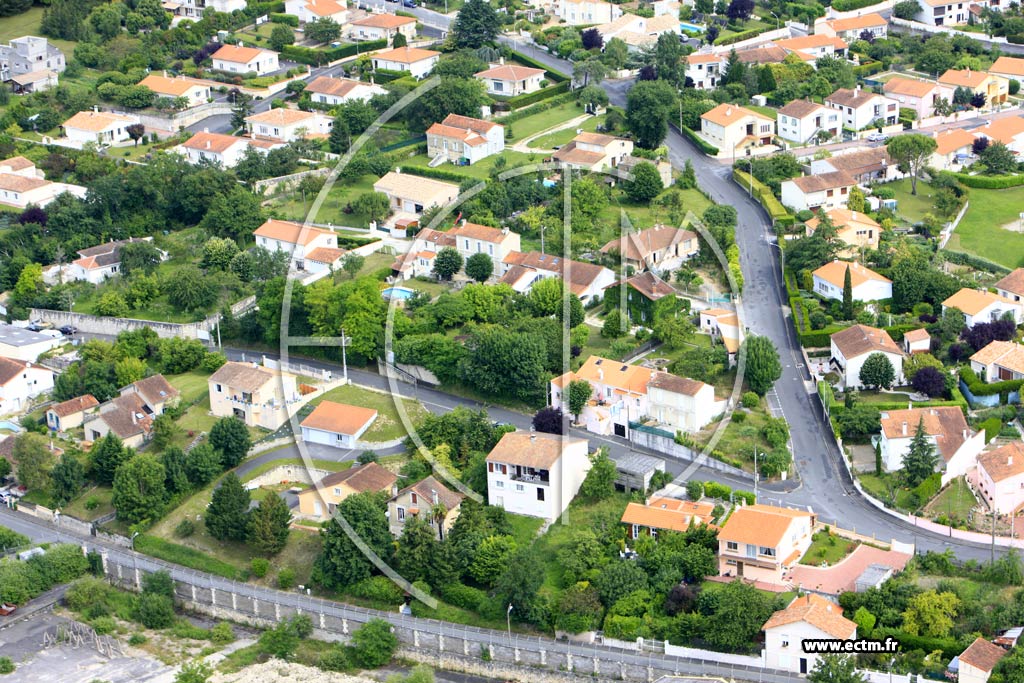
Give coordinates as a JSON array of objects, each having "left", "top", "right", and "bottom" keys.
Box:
[
  {"left": 780, "top": 181, "right": 851, "bottom": 212},
  {"left": 813, "top": 275, "right": 892, "bottom": 302},
  {"left": 486, "top": 440, "right": 591, "bottom": 521},
  {"left": 0, "top": 366, "right": 53, "bottom": 414},
  {"left": 647, "top": 382, "right": 721, "bottom": 432},
  {"left": 301, "top": 423, "right": 373, "bottom": 449},
  {"left": 832, "top": 345, "right": 904, "bottom": 391},
  {"left": 764, "top": 621, "right": 850, "bottom": 674}
]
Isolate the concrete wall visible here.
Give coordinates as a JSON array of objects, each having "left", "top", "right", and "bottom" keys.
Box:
[
  {"left": 628, "top": 429, "right": 750, "bottom": 479},
  {"left": 136, "top": 103, "right": 233, "bottom": 134},
  {"left": 255, "top": 167, "right": 332, "bottom": 196},
  {"left": 30, "top": 308, "right": 216, "bottom": 340},
  {"left": 243, "top": 464, "right": 333, "bottom": 488}
]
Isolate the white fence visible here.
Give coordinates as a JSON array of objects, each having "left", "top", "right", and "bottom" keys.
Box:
[
  {"left": 891, "top": 16, "right": 1009, "bottom": 43},
  {"left": 821, "top": 0, "right": 895, "bottom": 21},
  {"left": 860, "top": 670, "right": 914, "bottom": 683},
  {"left": 665, "top": 643, "right": 765, "bottom": 668}
]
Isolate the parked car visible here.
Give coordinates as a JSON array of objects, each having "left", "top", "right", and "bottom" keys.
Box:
[
  {"left": 26, "top": 322, "right": 43, "bottom": 332},
  {"left": 0, "top": 604, "right": 17, "bottom": 616},
  {"left": 59, "top": 325, "right": 77, "bottom": 336},
  {"left": 866, "top": 132, "right": 888, "bottom": 142},
  {"left": 403, "top": 0, "right": 417, "bottom": 7}
]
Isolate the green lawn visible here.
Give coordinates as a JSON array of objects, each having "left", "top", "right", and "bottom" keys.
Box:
[
  {"left": 507, "top": 513, "right": 545, "bottom": 547},
  {"left": 596, "top": 187, "right": 713, "bottom": 240},
  {"left": 240, "top": 457, "right": 354, "bottom": 484},
  {"left": 506, "top": 101, "right": 592, "bottom": 141},
  {"left": 309, "top": 383, "right": 428, "bottom": 442},
  {"left": 167, "top": 371, "right": 213, "bottom": 404},
  {"left": 885, "top": 178, "right": 939, "bottom": 226},
  {"left": 269, "top": 174, "right": 378, "bottom": 228},
  {"left": 63, "top": 485, "right": 114, "bottom": 521},
  {"left": 799, "top": 530, "right": 858, "bottom": 565},
  {"left": 946, "top": 184, "right": 1024, "bottom": 268},
  {"left": 527, "top": 115, "right": 605, "bottom": 150},
  {"left": 0, "top": 7, "right": 77, "bottom": 54},
  {"left": 859, "top": 473, "right": 917, "bottom": 511},
  {"left": 923, "top": 476, "right": 977, "bottom": 520},
  {"left": 399, "top": 151, "right": 542, "bottom": 181}
]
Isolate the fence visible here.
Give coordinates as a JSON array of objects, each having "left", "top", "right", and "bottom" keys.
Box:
[
  {"left": 262, "top": 356, "right": 333, "bottom": 381},
  {"left": 628, "top": 429, "right": 750, "bottom": 479}
]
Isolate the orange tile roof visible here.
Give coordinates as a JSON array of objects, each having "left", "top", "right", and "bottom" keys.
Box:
[
  {"left": 139, "top": 74, "right": 208, "bottom": 96},
  {"left": 621, "top": 497, "right": 715, "bottom": 532},
  {"left": 806, "top": 208, "right": 879, "bottom": 234},
  {"left": 254, "top": 219, "right": 333, "bottom": 246},
  {"left": 996, "top": 268, "right": 1024, "bottom": 297},
  {"left": 183, "top": 131, "right": 249, "bottom": 154},
  {"left": 352, "top": 13, "right": 416, "bottom": 27},
  {"left": 0, "top": 173, "right": 49, "bottom": 193},
  {"left": 970, "top": 340, "right": 1024, "bottom": 375},
  {"left": 475, "top": 64, "right": 545, "bottom": 81},
  {"left": 763, "top": 594, "right": 857, "bottom": 639},
  {"left": 939, "top": 68, "right": 991, "bottom": 88},
  {"left": 63, "top": 110, "right": 137, "bottom": 132},
  {"left": 879, "top": 407, "right": 971, "bottom": 462},
  {"left": 701, "top": 103, "right": 773, "bottom": 127},
  {"left": 978, "top": 441, "right": 1024, "bottom": 483},
  {"left": 0, "top": 156, "right": 34, "bottom": 172},
  {"left": 903, "top": 328, "right": 930, "bottom": 342},
  {"left": 450, "top": 222, "right": 510, "bottom": 243},
  {"left": 789, "top": 171, "right": 857, "bottom": 193},
  {"left": 213, "top": 44, "right": 272, "bottom": 64},
  {"left": 991, "top": 56, "right": 1024, "bottom": 77},
  {"left": 774, "top": 34, "right": 847, "bottom": 52},
  {"left": 374, "top": 46, "right": 439, "bottom": 64},
  {"left": 426, "top": 122, "right": 487, "bottom": 146},
  {"left": 301, "top": 400, "right": 378, "bottom": 435},
  {"left": 309, "top": 461, "right": 397, "bottom": 494},
  {"left": 959, "top": 637, "right": 1009, "bottom": 673},
  {"left": 977, "top": 116, "right": 1024, "bottom": 146},
  {"left": 831, "top": 324, "right": 902, "bottom": 358},
  {"left": 719, "top": 504, "right": 813, "bottom": 547},
  {"left": 486, "top": 431, "right": 587, "bottom": 469},
  {"left": 824, "top": 12, "right": 886, "bottom": 32},
  {"left": 933, "top": 128, "right": 977, "bottom": 156},
  {"left": 49, "top": 394, "right": 99, "bottom": 418},
  {"left": 813, "top": 260, "right": 890, "bottom": 289},
  {"left": 573, "top": 355, "right": 652, "bottom": 395},
  {"left": 299, "top": 0, "right": 345, "bottom": 15},
  {"left": 305, "top": 246, "right": 345, "bottom": 264},
  {"left": 246, "top": 107, "right": 318, "bottom": 126},
  {"left": 305, "top": 76, "right": 367, "bottom": 98},
  {"left": 942, "top": 288, "right": 1017, "bottom": 316},
  {"left": 883, "top": 76, "right": 939, "bottom": 99},
  {"left": 687, "top": 52, "right": 722, "bottom": 64}
]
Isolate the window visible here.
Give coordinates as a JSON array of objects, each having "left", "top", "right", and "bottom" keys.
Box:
[
  {"left": 516, "top": 483, "right": 524, "bottom": 492},
  {"left": 760, "top": 546, "right": 777, "bottom": 557},
  {"left": 726, "top": 541, "right": 738, "bottom": 552},
  {"left": 411, "top": 493, "right": 418, "bottom": 504},
  {"left": 334, "top": 488, "right": 341, "bottom": 495},
  {"left": 496, "top": 480, "right": 504, "bottom": 489},
  {"left": 632, "top": 524, "right": 639, "bottom": 539},
  {"left": 488, "top": 462, "right": 494, "bottom": 473},
  {"left": 536, "top": 488, "right": 544, "bottom": 501},
  {"left": 781, "top": 636, "right": 790, "bottom": 648},
  {"left": 746, "top": 544, "right": 757, "bottom": 558},
  {"left": 397, "top": 507, "right": 406, "bottom": 521},
  {"left": 501, "top": 464, "right": 507, "bottom": 475}
]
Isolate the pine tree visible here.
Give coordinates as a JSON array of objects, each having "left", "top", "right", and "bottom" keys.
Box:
[
  {"left": 206, "top": 473, "right": 250, "bottom": 541},
  {"left": 247, "top": 492, "right": 292, "bottom": 554},
  {"left": 901, "top": 418, "right": 939, "bottom": 487},
  {"left": 842, "top": 264, "right": 854, "bottom": 321},
  {"left": 91, "top": 433, "right": 127, "bottom": 486}
]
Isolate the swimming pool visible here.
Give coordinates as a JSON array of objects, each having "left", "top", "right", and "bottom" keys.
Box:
[
  {"left": 680, "top": 21, "right": 704, "bottom": 32},
  {"left": 382, "top": 287, "right": 416, "bottom": 300},
  {"left": 0, "top": 420, "right": 23, "bottom": 432}
]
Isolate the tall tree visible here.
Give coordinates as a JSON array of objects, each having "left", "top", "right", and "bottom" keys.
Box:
[
  {"left": 742, "top": 335, "right": 782, "bottom": 396},
  {"left": 654, "top": 32, "right": 682, "bottom": 85},
  {"left": 433, "top": 247, "right": 463, "bottom": 281},
  {"left": 247, "top": 492, "right": 292, "bottom": 554},
  {"left": 577, "top": 448, "right": 616, "bottom": 502},
  {"left": 185, "top": 442, "right": 222, "bottom": 487},
  {"left": 626, "top": 80, "right": 677, "bottom": 149},
  {"left": 886, "top": 134, "right": 937, "bottom": 195},
  {"left": 842, "top": 264, "right": 854, "bottom": 321},
  {"left": 464, "top": 252, "right": 493, "bottom": 283},
  {"left": 161, "top": 446, "right": 190, "bottom": 495},
  {"left": 704, "top": 579, "right": 777, "bottom": 652},
  {"left": 493, "top": 547, "right": 545, "bottom": 624},
  {"left": 13, "top": 433, "right": 56, "bottom": 494},
  {"left": 50, "top": 454, "right": 85, "bottom": 507},
  {"left": 808, "top": 655, "right": 867, "bottom": 683},
  {"left": 858, "top": 352, "right": 895, "bottom": 390},
  {"left": 91, "top": 433, "right": 127, "bottom": 486},
  {"left": 623, "top": 161, "right": 664, "bottom": 202},
  {"left": 209, "top": 417, "right": 251, "bottom": 469},
  {"left": 450, "top": 0, "right": 499, "bottom": 49},
  {"left": 573, "top": 57, "right": 607, "bottom": 88},
  {"left": 112, "top": 453, "right": 167, "bottom": 524},
  {"left": 566, "top": 379, "right": 593, "bottom": 424},
  {"left": 205, "top": 473, "right": 250, "bottom": 541},
  {"left": 902, "top": 418, "right": 939, "bottom": 487},
  {"left": 314, "top": 491, "right": 392, "bottom": 588}
]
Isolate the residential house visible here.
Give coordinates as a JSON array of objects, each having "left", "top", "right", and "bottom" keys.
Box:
[
  {"left": 780, "top": 171, "right": 856, "bottom": 212},
  {"left": 372, "top": 46, "right": 440, "bottom": 79},
  {"left": 8, "top": 68, "right": 58, "bottom": 94},
  {"left": 84, "top": 375, "right": 179, "bottom": 448},
  {"left": 809, "top": 146, "right": 898, "bottom": 185},
  {"left": 68, "top": 237, "right": 165, "bottom": 284},
  {"left": 776, "top": 100, "right": 840, "bottom": 145},
  {"left": 179, "top": 131, "right": 281, "bottom": 168},
  {"left": 969, "top": 340, "right": 1024, "bottom": 383},
  {"left": 349, "top": 13, "right": 417, "bottom": 42},
  {"left": 805, "top": 208, "right": 880, "bottom": 256},
  {"left": 618, "top": 155, "right": 673, "bottom": 188},
  {"left": 815, "top": 13, "right": 888, "bottom": 41},
  {"left": 0, "top": 36, "right": 65, "bottom": 84},
  {"left": 245, "top": 108, "right": 333, "bottom": 143},
  {"left": 877, "top": 407, "right": 984, "bottom": 480},
  {"left": 297, "top": 463, "right": 397, "bottom": 519},
  {"left": 685, "top": 52, "right": 724, "bottom": 90},
  {"left": 373, "top": 171, "right": 459, "bottom": 215},
  {"left": 604, "top": 271, "right": 680, "bottom": 324},
  {"left": 284, "top": 0, "right": 348, "bottom": 24},
  {"left": 699, "top": 104, "right": 774, "bottom": 155},
  {"left": 486, "top": 431, "right": 591, "bottom": 521},
  {"left": 975, "top": 116, "right": 1024, "bottom": 154},
  {"left": 734, "top": 45, "right": 804, "bottom": 67},
  {"left": 989, "top": 56, "right": 1024, "bottom": 83},
  {"left": 975, "top": 441, "right": 1024, "bottom": 515},
  {"left": 0, "top": 324, "right": 61, "bottom": 362},
  {"left": 824, "top": 87, "right": 899, "bottom": 131},
  {"left": 915, "top": 0, "right": 971, "bottom": 26},
  {"left": 62, "top": 110, "right": 140, "bottom": 146},
  {"left": 938, "top": 69, "right": 1008, "bottom": 107},
  {"left": 774, "top": 33, "right": 848, "bottom": 60},
  {"left": 599, "top": 226, "right": 698, "bottom": 274},
  {"left": 122, "top": 375, "right": 180, "bottom": 416},
  {"left": 621, "top": 497, "right": 715, "bottom": 539},
  {"left": 211, "top": 45, "right": 279, "bottom": 74},
  {"left": 830, "top": 324, "right": 904, "bottom": 390},
  {"left": 426, "top": 113, "right": 505, "bottom": 165},
  {"left": 388, "top": 475, "right": 463, "bottom": 539},
  {"left": 304, "top": 76, "right": 387, "bottom": 106},
  {"left": 474, "top": 61, "right": 545, "bottom": 96},
  {"left": 138, "top": 73, "right": 213, "bottom": 107},
  {"left": 903, "top": 328, "right": 931, "bottom": 354},
  {"left": 208, "top": 361, "right": 300, "bottom": 430},
  {"left": 500, "top": 251, "right": 614, "bottom": 304},
  {"left": 995, "top": 268, "right": 1024, "bottom": 303},
  {"left": 699, "top": 308, "right": 741, "bottom": 360},
  {"left": 883, "top": 77, "right": 950, "bottom": 120},
  {"left": 942, "top": 288, "right": 1022, "bottom": 328},
  {"left": 812, "top": 260, "right": 892, "bottom": 302},
  {"left": 555, "top": 0, "right": 622, "bottom": 25},
  {"left": 646, "top": 371, "right": 722, "bottom": 433},
  {"left": 763, "top": 594, "right": 857, "bottom": 674},
  {"left": 0, "top": 155, "right": 85, "bottom": 209},
  {"left": 446, "top": 220, "right": 522, "bottom": 273},
  {"left": 553, "top": 132, "right": 634, "bottom": 171},
  {"left": 169, "top": 0, "right": 246, "bottom": 19},
  {"left": 46, "top": 395, "right": 98, "bottom": 432},
  {"left": 253, "top": 219, "right": 343, "bottom": 272},
  {"left": 300, "top": 401, "right": 378, "bottom": 449},
  {"left": 0, "top": 357, "right": 53, "bottom": 415},
  {"left": 930, "top": 128, "right": 977, "bottom": 171},
  {"left": 593, "top": 13, "right": 680, "bottom": 50},
  {"left": 717, "top": 504, "right": 815, "bottom": 585},
  {"left": 952, "top": 637, "right": 1009, "bottom": 683}
]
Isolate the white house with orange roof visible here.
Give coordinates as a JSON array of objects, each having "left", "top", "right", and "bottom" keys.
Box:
[
  {"left": 825, "top": 86, "right": 899, "bottom": 131},
  {"left": 806, "top": 208, "right": 880, "bottom": 256},
  {"left": 372, "top": 46, "right": 440, "bottom": 79},
  {"left": 883, "top": 77, "right": 950, "bottom": 120},
  {"left": 954, "top": 637, "right": 1009, "bottom": 683},
  {"left": 500, "top": 251, "right": 615, "bottom": 304},
  {"left": 170, "top": 0, "right": 246, "bottom": 19},
  {"left": 373, "top": 171, "right": 459, "bottom": 215},
  {"left": 780, "top": 171, "right": 856, "bottom": 213},
  {"left": 475, "top": 60, "right": 545, "bottom": 96},
  {"left": 426, "top": 113, "right": 505, "bottom": 165},
  {"left": 253, "top": 219, "right": 343, "bottom": 272},
  {"left": 877, "top": 407, "right": 983, "bottom": 482},
  {"left": 938, "top": 69, "right": 1008, "bottom": 108},
  {"left": 903, "top": 328, "right": 931, "bottom": 354},
  {"left": 555, "top": 0, "right": 622, "bottom": 25},
  {"left": 621, "top": 497, "right": 715, "bottom": 539},
  {"left": 815, "top": 13, "right": 887, "bottom": 41},
  {"left": 0, "top": 155, "right": 85, "bottom": 209},
  {"left": 486, "top": 431, "right": 591, "bottom": 521},
  {"left": 773, "top": 34, "right": 847, "bottom": 60},
  {"left": 245, "top": 108, "right": 332, "bottom": 142},
  {"left": 305, "top": 76, "right": 386, "bottom": 106},
  {"left": 685, "top": 52, "right": 725, "bottom": 90},
  {"left": 62, "top": 110, "right": 140, "bottom": 146},
  {"left": 285, "top": 0, "right": 348, "bottom": 24},
  {"left": 763, "top": 594, "right": 857, "bottom": 674},
  {"left": 776, "top": 100, "right": 839, "bottom": 145},
  {"left": 138, "top": 73, "right": 213, "bottom": 107},
  {"left": 970, "top": 340, "right": 1024, "bottom": 383},
  {"left": 942, "top": 288, "right": 1022, "bottom": 328},
  {"left": 699, "top": 103, "right": 774, "bottom": 155},
  {"left": 699, "top": 308, "right": 741, "bottom": 361},
  {"left": 646, "top": 371, "right": 723, "bottom": 432},
  {"left": 0, "top": 356, "right": 54, "bottom": 414},
  {"left": 812, "top": 260, "right": 891, "bottom": 302},
  {"left": 830, "top": 324, "right": 904, "bottom": 390},
  {"left": 552, "top": 132, "right": 633, "bottom": 171},
  {"left": 930, "top": 128, "right": 977, "bottom": 170},
  {"left": 178, "top": 131, "right": 281, "bottom": 168},
  {"left": 349, "top": 13, "right": 417, "bottom": 41},
  {"left": 67, "top": 238, "right": 165, "bottom": 285},
  {"left": 594, "top": 14, "right": 680, "bottom": 50},
  {"left": 300, "top": 401, "right": 377, "bottom": 448},
  {"left": 989, "top": 56, "right": 1024, "bottom": 83},
  {"left": 994, "top": 268, "right": 1024, "bottom": 304},
  {"left": 717, "top": 504, "right": 815, "bottom": 585},
  {"left": 208, "top": 361, "right": 299, "bottom": 430},
  {"left": 976, "top": 441, "right": 1024, "bottom": 515},
  {"left": 448, "top": 220, "right": 521, "bottom": 272},
  {"left": 211, "top": 44, "right": 279, "bottom": 74},
  {"left": 915, "top": 0, "right": 970, "bottom": 26},
  {"left": 975, "top": 116, "right": 1024, "bottom": 154}
]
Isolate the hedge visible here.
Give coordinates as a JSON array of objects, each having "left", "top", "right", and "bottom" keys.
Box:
[
  {"left": 960, "top": 366, "right": 1024, "bottom": 398},
  {"left": 507, "top": 49, "right": 569, "bottom": 82},
  {"left": 679, "top": 124, "right": 719, "bottom": 156},
  {"left": 733, "top": 169, "right": 794, "bottom": 227},
  {"left": 940, "top": 249, "right": 1009, "bottom": 275},
  {"left": 281, "top": 40, "right": 387, "bottom": 66},
  {"left": 852, "top": 61, "right": 883, "bottom": 77},
  {"left": 714, "top": 27, "right": 768, "bottom": 46},
  {"left": 911, "top": 472, "right": 942, "bottom": 505},
  {"left": 506, "top": 81, "right": 570, "bottom": 110},
  {"left": 950, "top": 172, "right": 1024, "bottom": 189},
  {"left": 873, "top": 628, "right": 961, "bottom": 660},
  {"left": 270, "top": 12, "right": 299, "bottom": 26},
  {"left": 832, "top": 0, "right": 882, "bottom": 10},
  {"left": 394, "top": 165, "right": 469, "bottom": 183},
  {"left": 494, "top": 92, "right": 576, "bottom": 125}
]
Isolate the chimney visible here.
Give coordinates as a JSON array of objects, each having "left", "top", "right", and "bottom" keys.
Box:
[
  {"left": 131, "top": 411, "right": 137, "bottom": 425},
  {"left": 597, "top": 368, "right": 603, "bottom": 381},
  {"left": 431, "top": 489, "right": 438, "bottom": 505},
  {"left": 826, "top": 604, "right": 833, "bottom": 612},
  {"left": 391, "top": 484, "right": 399, "bottom": 496},
  {"left": 499, "top": 56, "right": 505, "bottom": 65},
  {"left": 162, "top": 70, "right": 167, "bottom": 78},
  {"left": 725, "top": 106, "right": 732, "bottom": 116},
  {"left": 205, "top": 140, "right": 211, "bottom": 149},
  {"left": 203, "top": 127, "right": 209, "bottom": 134},
  {"left": 902, "top": 421, "right": 907, "bottom": 436},
  {"left": 1010, "top": 456, "right": 1014, "bottom": 467},
  {"left": 237, "top": 41, "right": 243, "bottom": 47},
  {"left": 460, "top": 218, "right": 467, "bottom": 226},
  {"left": 530, "top": 432, "right": 536, "bottom": 443}
]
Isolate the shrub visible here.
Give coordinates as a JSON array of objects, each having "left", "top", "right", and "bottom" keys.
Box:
[
  {"left": 90, "top": 616, "right": 117, "bottom": 635},
  {"left": 440, "top": 583, "right": 486, "bottom": 611},
  {"left": 128, "top": 633, "right": 147, "bottom": 645},
  {"left": 911, "top": 473, "right": 942, "bottom": 507},
  {"left": 714, "top": 27, "right": 767, "bottom": 46},
  {"left": 135, "top": 593, "right": 175, "bottom": 629},
  {"left": 174, "top": 519, "right": 195, "bottom": 538},
  {"left": 703, "top": 481, "right": 732, "bottom": 500},
  {"left": 280, "top": 40, "right": 386, "bottom": 66},
  {"left": 250, "top": 558, "right": 270, "bottom": 578},
  {"left": 349, "top": 576, "right": 404, "bottom": 604},
  {"left": 318, "top": 646, "right": 350, "bottom": 671},
  {"left": 506, "top": 81, "right": 570, "bottom": 109},
  {"left": 741, "top": 391, "right": 759, "bottom": 409},
  {"left": 210, "top": 621, "right": 235, "bottom": 645},
  {"left": 950, "top": 173, "right": 1024, "bottom": 189},
  {"left": 680, "top": 125, "right": 719, "bottom": 156},
  {"left": 277, "top": 567, "right": 296, "bottom": 590},
  {"left": 269, "top": 12, "right": 299, "bottom": 25},
  {"left": 347, "top": 619, "right": 398, "bottom": 668},
  {"left": 0, "top": 657, "right": 12, "bottom": 674}
]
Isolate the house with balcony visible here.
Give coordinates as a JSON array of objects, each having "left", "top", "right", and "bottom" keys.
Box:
[
  {"left": 372, "top": 46, "right": 440, "bottom": 80},
  {"left": 253, "top": 219, "right": 342, "bottom": 272},
  {"left": 930, "top": 128, "right": 977, "bottom": 171},
  {"left": 825, "top": 87, "right": 898, "bottom": 131},
  {"left": 448, "top": 220, "right": 521, "bottom": 272},
  {"left": 84, "top": 375, "right": 179, "bottom": 448},
  {"left": 776, "top": 100, "right": 839, "bottom": 145},
  {"left": 621, "top": 497, "right": 715, "bottom": 539},
  {"left": 0, "top": 36, "right": 64, "bottom": 84},
  {"left": 245, "top": 108, "right": 333, "bottom": 143},
  {"left": 975, "top": 441, "right": 1024, "bottom": 515},
  {"left": 699, "top": 104, "right": 774, "bottom": 155},
  {"left": 830, "top": 324, "right": 904, "bottom": 390},
  {"left": 426, "top": 114, "right": 505, "bottom": 165},
  {"left": 0, "top": 357, "right": 53, "bottom": 416},
  {"left": 555, "top": 0, "right": 622, "bottom": 24},
  {"left": 138, "top": 73, "right": 213, "bottom": 107},
  {"left": 349, "top": 13, "right": 417, "bottom": 42},
  {"left": 285, "top": 0, "right": 348, "bottom": 24},
  {"left": 297, "top": 462, "right": 397, "bottom": 519},
  {"left": 815, "top": 13, "right": 887, "bottom": 41},
  {"left": 46, "top": 394, "right": 98, "bottom": 432},
  {"left": 373, "top": 171, "right": 459, "bottom": 216},
  {"left": 717, "top": 504, "right": 815, "bottom": 585},
  {"left": 211, "top": 44, "right": 279, "bottom": 74},
  {"left": 989, "top": 56, "right": 1024, "bottom": 83},
  {"left": 388, "top": 475, "right": 463, "bottom": 540},
  {"left": 812, "top": 260, "right": 892, "bottom": 302},
  {"left": 915, "top": 0, "right": 970, "bottom": 26},
  {"left": 883, "top": 77, "right": 950, "bottom": 120},
  {"left": 810, "top": 146, "right": 898, "bottom": 185},
  {"left": 647, "top": 371, "right": 723, "bottom": 433},
  {"left": 877, "top": 407, "right": 983, "bottom": 482},
  {"left": 500, "top": 251, "right": 614, "bottom": 304},
  {"left": 62, "top": 110, "right": 140, "bottom": 146},
  {"left": 179, "top": 131, "right": 281, "bottom": 168},
  {"left": 975, "top": 116, "right": 1024, "bottom": 154},
  {"left": 763, "top": 594, "right": 857, "bottom": 675},
  {"left": 942, "top": 288, "right": 1022, "bottom": 328},
  {"left": 969, "top": 340, "right": 1024, "bottom": 383},
  {"left": 805, "top": 208, "right": 880, "bottom": 257},
  {"left": 553, "top": 132, "right": 634, "bottom": 172},
  {"left": 780, "top": 171, "right": 856, "bottom": 213},
  {"left": 486, "top": 431, "right": 591, "bottom": 521},
  {"left": 168, "top": 0, "right": 247, "bottom": 19},
  {"left": 474, "top": 61, "right": 545, "bottom": 96},
  {"left": 938, "top": 69, "right": 1008, "bottom": 108},
  {"left": 304, "top": 76, "right": 387, "bottom": 106},
  {"left": 685, "top": 52, "right": 724, "bottom": 90},
  {"left": 598, "top": 225, "right": 698, "bottom": 275},
  {"left": 208, "top": 361, "right": 299, "bottom": 430}
]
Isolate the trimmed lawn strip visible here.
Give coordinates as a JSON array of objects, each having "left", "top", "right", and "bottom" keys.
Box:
[
  {"left": 923, "top": 476, "right": 976, "bottom": 520},
  {"left": 884, "top": 178, "right": 937, "bottom": 226},
  {"left": 167, "top": 371, "right": 213, "bottom": 404},
  {"left": 62, "top": 485, "right": 114, "bottom": 521},
  {"left": 799, "top": 530, "right": 858, "bottom": 566},
  {"left": 527, "top": 115, "right": 605, "bottom": 149},
  {"left": 311, "top": 384, "right": 429, "bottom": 442},
  {"left": 947, "top": 184, "right": 1024, "bottom": 268}
]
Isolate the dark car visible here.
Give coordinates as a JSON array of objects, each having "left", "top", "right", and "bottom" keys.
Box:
[
  {"left": 403, "top": 0, "right": 417, "bottom": 7},
  {"left": 59, "top": 325, "right": 77, "bottom": 336}
]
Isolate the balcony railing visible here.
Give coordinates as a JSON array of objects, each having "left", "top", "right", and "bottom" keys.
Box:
[{"left": 510, "top": 470, "right": 549, "bottom": 485}]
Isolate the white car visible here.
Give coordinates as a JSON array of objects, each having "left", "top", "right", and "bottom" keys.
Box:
[{"left": 866, "top": 132, "right": 888, "bottom": 142}]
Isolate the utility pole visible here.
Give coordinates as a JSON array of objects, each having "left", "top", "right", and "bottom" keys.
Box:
[
  {"left": 992, "top": 509, "right": 997, "bottom": 566},
  {"left": 540, "top": 225, "right": 546, "bottom": 255},
  {"left": 341, "top": 327, "right": 349, "bottom": 383}
]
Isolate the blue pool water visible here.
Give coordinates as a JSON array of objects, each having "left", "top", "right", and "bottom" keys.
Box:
[
  {"left": 0, "top": 420, "right": 22, "bottom": 432},
  {"left": 382, "top": 287, "right": 415, "bottom": 300},
  {"left": 680, "top": 21, "right": 704, "bottom": 32},
  {"left": 542, "top": 179, "right": 557, "bottom": 188}
]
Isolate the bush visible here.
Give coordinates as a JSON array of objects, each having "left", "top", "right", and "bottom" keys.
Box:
[
  {"left": 733, "top": 169, "right": 792, "bottom": 226},
  {"left": 680, "top": 125, "right": 719, "bottom": 156},
  {"left": 280, "top": 40, "right": 386, "bottom": 66},
  {"left": 349, "top": 576, "right": 404, "bottom": 605},
  {"left": 911, "top": 473, "right": 942, "bottom": 507},
  {"left": 506, "top": 49, "right": 568, "bottom": 82},
  {"left": 714, "top": 27, "right": 767, "bottom": 46},
  {"left": 90, "top": 616, "right": 117, "bottom": 635},
  {"left": 440, "top": 583, "right": 486, "bottom": 611},
  {"left": 852, "top": 61, "right": 883, "bottom": 77},
  {"left": 348, "top": 619, "right": 398, "bottom": 668},
  {"left": 277, "top": 567, "right": 296, "bottom": 590},
  {"left": 128, "top": 633, "right": 147, "bottom": 645},
  {"left": 950, "top": 172, "right": 1024, "bottom": 189},
  {"left": 250, "top": 558, "right": 270, "bottom": 578},
  {"left": 0, "top": 657, "right": 12, "bottom": 674},
  {"left": 174, "top": 519, "right": 195, "bottom": 538},
  {"left": 506, "top": 81, "right": 570, "bottom": 109},
  {"left": 318, "top": 646, "right": 350, "bottom": 672},
  {"left": 270, "top": 12, "right": 299, "bottom": 25},
  {"left": 960, "top": 366, "right": 1024, "bottom": 400},
  {"left": 703, "top": 480, "right": 732, "bottom": 500},
  {"left": 135, "top": 593, "right": 175, "bottom": 629},
  {"left": 980, "top": 417, "right": 1002, "bottom": 442},
  {"left": 210, "top": 621, "right": 235, "bottom": 645},
  {"left": 741, "top": 391, "right": 759, "bottom": 409}
]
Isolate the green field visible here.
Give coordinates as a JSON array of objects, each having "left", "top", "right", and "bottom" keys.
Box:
[
  {"left": 885, "top": 178, "right": 939, "bottom": 226},
  {"left": 799, "top": 530, "right": 858, "bottom": 565},
  {"left": 167, "top": 371, "right": 213, "bottom": 404},
  {"left": 63, "top": 485, "right": 114, "bottom": 521},
  {"left": 310, "top": 383, "right": 428, "bottom": 442},
  {"left": 398, "top": 150, "right": 541, "bottom": 181},
  {"left": 270, "top": 174, "right": 378, "bottom": 228},
  {"left": 527, "top": 115, "right": 605, "bottom": 150},
  {"left": 923, "top": 476, "right": 977, "bottom": 520},
  {"left": 947, "top": 184, "right": 1024, "bottom": 268},
  {"left": 0, "top": 7, "right": 77, "bottom": 54},
  {"left": 508, "top": 101, "right": 592, "bottom": 140}
]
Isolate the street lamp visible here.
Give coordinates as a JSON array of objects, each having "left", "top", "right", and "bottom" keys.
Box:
[
  {"left": 506, "top": 603, "right": 513, "bottom": 642},
  {"left": 769, "top": 10, "right": 780, "bottom": 30},
  {"left": 131, "top": 531, "right": 139, "bottom": 550},
  {"left": 753, "top": 449, "right": 763, "bottom": 502}
]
